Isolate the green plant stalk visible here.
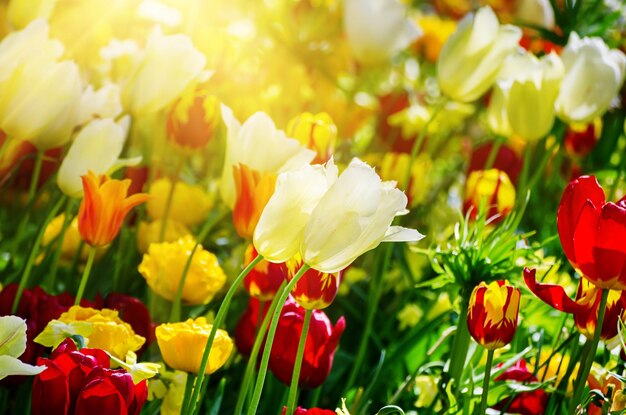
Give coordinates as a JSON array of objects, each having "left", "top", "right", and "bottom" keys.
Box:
[
  {"left": 569, "top": 288, "right": 609, "bottom": 415},
  {"left": 10, "top": 151, "right": 44, "bottom": 255},
  {"left": 180, "top": 372, "right": 196, "bottom": 415},
  {"left": 446, "top": 290, "right": 471, "bottom": 392},
  {"left": 185, "top": 254, "right": 265, "bottom": 414},
  {"left": 11, "top": 195, "right": 65, "bottom": 314},
  {"left": 74, "top": 246, "right": 97, "bottom": 305},
  {"left": 46, "top": 200, "right": 75, "bottom": 291},
  {"left": 345, "top": 244, "right": 392, "bottom": 390},
  {"left": 158, "top": 155, "right": 184, "bottom": 243},
  {"left": 168, "top": 211, "right": 224, "bottom": 322},
  {"left": 478, "top": 349, "right": 495, "bottom": 415},
  {"left": 246, "top": 264, "right": 311, "bottom": 415},
  {"left": 286, "top": 308, "right": 313, "bottom": 415},
  {"left": 234, "top": 283, "right": 286, "bottom": 415},
  {"left": 484, "top": 138, "right": 503, "bottom": 171}
]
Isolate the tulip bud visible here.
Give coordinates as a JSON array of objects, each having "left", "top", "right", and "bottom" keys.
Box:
[
  {"left": 167, "top": 88, "right": 221, "bottom": 150},
  {"left": 467, "top": 280, "right": 520, "bottom": 350},
  {"left": 286, "top": 112, "right": 337, "bottom": 163},
  {"left": 463, "top": 169, "right": 516, "bottom": 221},
  {"left": 555, "top": 33, "right": 626, "bottom": 124},
  {"left": 438, "top": 6, "right": 521, "bottom": 103},
  {"left": 285, "top": 254, "right": 342, "bottom": 310},
  {"left": 243, "top": 244, "right": 287, "bottom": 301}
]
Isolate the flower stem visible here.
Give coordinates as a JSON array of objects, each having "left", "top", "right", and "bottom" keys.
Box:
[
  {"left": 234, "top": 283, "right": 286, "bottom": 415},
  {"left": 158, "top": 155, "right": 184, "bottom": 242},
  {"left": 74, "top": 246, "right": 97, "bottom": 305},
  {"left": 569, "top": 288, "right": 609, "bottom": 415},
  {"left": 246, "top": 264, "right": 311, "bottom": 415},
  {"left": 286, "top": 308, "right": 313, "bottom": 415},
  {"left": 484, "top": 138, "right": 503, "bottom": 171},
  {"left": 46, "top": 200, "right": 76, "bottom": 291},
  {"left": 181, "top": 372, "right": 196, "bottom": 415},
  {"left": 447, "top": 289, "right": 471, "bottom": 393},
  {"left": 185, "top": 254, "right": 265, "bottom": 414},
  {"left": 478, "top": 349, "right": 495, "bottom": 415},
  {"left": 11, "top": 195, "right": 65, "bottom": 314},
  {"left": 10, "top": 151, "right": 44, "bottom": 256}
]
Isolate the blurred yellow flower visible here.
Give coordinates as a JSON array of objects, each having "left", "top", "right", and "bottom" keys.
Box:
[
  {"left": 138, "top": 235, "right": 226, "bottom": 305},
  {"left": 378, "top": 152, "right": 431, "bottom": 208},
  {"left": 414, "top": 15, "right": 456, "bottom": 62},
  {"left": 414, "top": 375, "right": 438, "bottom": 408},
  {"left": 155, "top": 317, "right": 233, "bottom": 374},
  {"left": 397, "top": 303, "right": 424, "bottom": 330},
  {"left": 147, "top": 178, "right": 213, "bottom": 227},
  {"left": 57, "top": 306, "right": 145, "bottom": 360},
  {"left": 137, "top": 219, "right": 191, "bottom": 254},
  {"left": 531, "top": 351, "right": 578, "bottom": 394},
  {"left": 41, "top": 214, "right": 107, "bottom": 264},
  {"left": 464, "top": 169, "right": 516, "bottom": 220},
  {"left": 167, "top": 87, "right": 222, "bottom": 151},
  {"left": 286, "top": 112, "right": 337, "bottom": 163}
]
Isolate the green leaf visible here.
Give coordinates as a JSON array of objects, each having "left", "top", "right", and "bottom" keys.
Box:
[
  {"left": 0, "top": 315, "right": 27, "bottom": 358},
  {"left": 375, "top": 405, "right": 405, "bottom": 415}
]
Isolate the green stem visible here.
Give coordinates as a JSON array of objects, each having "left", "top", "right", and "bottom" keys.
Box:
[
  {"left": 447, "top": 290, "right": 471, "bottom": 393},
  {"left": 74, "top": 246, "right": 97, "bottom": 305},
  {"left": 180, "top": 372, "right": 196, "bottom": 415},
  {"left": 185, "top": 254, "right": 265, "bottom": 414},
  {"left": 46, "top": 200, "right": 75, "bottom": 291},
  {"left": 168, "top": 209, "right": 225, "bottom": 322},
  {"left": 403, "top": 99, "right": 447, "bottom": 189},
  {"left": 234, "top": 286, "right": 285, "bottom": 415},
  {"left": 246, "top": 264, "right": 311, "bottom": 415},
  {"left": 158, "top": 156, "right": 184, "bottom": 242},
  {"left": 10, "top": 151, "right": 44, "bottom": 255},
  {"left": 569, "top": 288, "right": 609, "bottom": 415},
  {"left": 484, "top": 138, "right": 503, "bottom": 171},
  {"left": 11, "top": 195, "right": 65, "bottom": 314},
  {"left": 286, "top": 308, "right": 313, "bottom": 415},
  {"left": 478, "top": 349, "right": 495, "bottom": 415}
]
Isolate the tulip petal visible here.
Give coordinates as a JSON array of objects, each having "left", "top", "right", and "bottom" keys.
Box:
[
  {"left": 573, "top": 200, "right": 602, "bottom": 284},
  {"left": 383, "top": 226, "right": 425, "bottom": 242},
  {"left": 0, "top": 355, "right": 46, "bottom": 380},
  {"left": 523, "top": 268, "right": 588, "bottom": 313}
]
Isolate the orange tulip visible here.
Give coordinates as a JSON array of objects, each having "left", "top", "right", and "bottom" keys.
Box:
[
  {"left": 232, "top": 164, "right": 277, "bottom": 239},
  {"left": 78, "top": 171, "right": 150, "bottom": 247}
]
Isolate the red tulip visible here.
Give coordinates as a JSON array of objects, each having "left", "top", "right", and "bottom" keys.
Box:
[
  {"left": 493, "top": 359, "right": 548, "bottom": 415},
  {"left": 281, "top": 407, "right": 336, "bottom": 415},
  {"left": 524, "top": 268, "right": 626, "bottom": 340},
  {"left": 557, "top": 176, "right": 626, "bottom": 289},
  {"left": 285, "top": 255, "right": 342, "bottom": 310},
  {"left": 32, "top": 339, "right": 147, "bottom": 415},
  {"left": 243, "top": 244, "right": 288, "bottom": 301}
]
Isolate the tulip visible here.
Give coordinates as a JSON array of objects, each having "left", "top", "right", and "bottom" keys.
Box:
[
  {"left": 136, "top": 219, "right": 190, "bottom": 254},
  {"left": 493, "top": 359, "right": 548, "bottom": 415},
  {"left": 167, "top": 87, "right": 221, "bottom": 150},
  {"left": 286, "top": 112, "right": 337, "bottom": 163},
  {"left": 146, "top": 177, "right": 213, "bottom": 227},
  {"left": 57, "top": 117, "right": 133, "bottom": 198},
  {"left": 563, "top": 122, "right": 599, "bottom": 158},
  {"left": 122, "top": 28, "right": 206, "bottom": 115},
  {"left": 42, "top": 214, "right": 107, "bottom": 264},
  {"left": 302, "top": 158, "right": 424, "bottom": 273},
  {"left": 557, "top": 175, "right": 626, "bottom": 289},
  {"left": 468, "top": 143, "right": 522, "bottom": 184},
  {"left": 463, "top": 169, "right": 516, "bottom": 221},
  {"left": 378, "top": 152, "right": 432, "bottom": 208},
  {"left": 76, "top": 83, "right": 123, "bottom": 126},
  {"left": 0, "top": 316, "right": 45, "bottom": 380},
  {"left": 524, "top": 268, "right": 626, "bottom": 340},
  {"left": 220, "top": 105, "right": 315, "bottom": 208},
  {"left": 281, "top": 407, "right": 336, "bottom": 415},
  {"left": 344, "top": 0, "right": 421, "bottom": 65},
  {"left": 103, "top": 294, "right": 155, "bottom": 356},
  {"left": 438, "top": 6, "right": 522, "bottom": 103},
  {"left": 285, "top": 254, "right": 342, "bottom": 310},
  {"left": 413, "top": 15, "right": 456, "bottom": 63},
  {"left": 488, "top": 51, "right": 564, "bottom": 141},
  {"left": 32, "top": 338, "right": 148, "bottom": 415},
  {"left": 155, "top": 318, "right": 233, "bottom": 374},
  {"left": 515, "top": 0, "right": 555, "bottom": 29},
  {"left": 232, "top": 164, "right": 277, "bottom": 239},
  {"left": 555, "top": 33, "right": 626, "bottom": 124},
  {"left": 467, "top": 280, "right": 520, "bottom": 350},
  {"left": 138, "top": 235, "right": 226, "bottom": 305},
  {"left": 243, "top": 244, "right": 288, "bottom": 301},
  {"left": 78, "top": 171, "right": 150, "bottom": 248}
]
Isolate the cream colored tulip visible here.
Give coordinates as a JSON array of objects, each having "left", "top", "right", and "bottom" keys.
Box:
[
  {"left": 57, "top": 117, "right": 132, "bottom": 198},
  {"left": 7, "top": 0, "right": 57, "bottom": 29},
  {"left": 344, "top": 0, "right": 421, "bottom": 65},
  {"left": 122, "top": 28, "right": 206, "bottom": 115},
  {"left": 437, "top": 6, "right": 521, "bottom": 103},
  {"left": 555, "top": 33, "right": 626, "bottom": 124},
  {"left": 303, "top": 158, "right": 424, "bottom": 273},
  {"left": 488, "top": 51, "right": 563, "bottom": 141},
  {"left": 0, "top": 58, "right": 81, "bottom": 149},
  {"left": 253, "top": 160, "right": 338, "bottom": 263},
  {"left": 516, "top": 0, "right": 554, "bottom": 29},
  {"left": 77, "top": 83, "right": 123, "bottom": 126},
  {"left": 220, "top": 105, "right": 315, "bottom": 208}
]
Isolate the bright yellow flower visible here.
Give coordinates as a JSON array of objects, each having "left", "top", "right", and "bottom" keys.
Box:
[
  {"left": 155, "top": 317, "right": 233, "bottom": 374},
  {"left": 34, "top": 320, "right": 93, "bottom": 349},
  {"left": 530, "top": 351, "right": 578, "bottom": 394},
  {"left": 138, "top": 235, "right": 226, "bottom": 305},
  {"left": 378, "top": 152, "right": 432, "bottom": 208},
  {"left": 414, "top": 15, "right": 456, "bottom": 62},
  {"left": 147, "top": 178, "right": 213, "bottom": 227},
  {"left": 57, "top": 306, "right": 145, "bottom": 360},
  {"left": 286, "top": 112, "right": 337, "bottom": 164},
  {"left": 137, "top": 219, "right": 191, "bottom": 254}
]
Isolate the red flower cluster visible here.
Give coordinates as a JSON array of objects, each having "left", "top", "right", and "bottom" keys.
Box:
[
  {"left": 235, "top": 296, "right": 345, "bottom": 388},
  {"left": 281, "top": 407, "right": 336, "bottom": 415},
  {"left": 493, "top": 359, "right": 548, "bottom": 415},
  {"left": 32, "top": 339, "right": 147, "bottom": 415}
]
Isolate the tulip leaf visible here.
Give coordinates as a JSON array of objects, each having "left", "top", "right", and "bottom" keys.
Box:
[
  {"left": 0, "top": 316, "right": 28, "bottom": 358},
  {"left": 0, "top": 355, "right": 46, "bottom": 380},
  {"left": 375, "top": 405, "right": 405, "bottom": 415}
]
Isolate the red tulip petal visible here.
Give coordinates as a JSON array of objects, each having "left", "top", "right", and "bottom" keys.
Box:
[
  {"left": 523, "top": 268, "right": 587, "bottom": 313},
  {"left": 573, "top": 200, "right": 601, "bottom": 283}
]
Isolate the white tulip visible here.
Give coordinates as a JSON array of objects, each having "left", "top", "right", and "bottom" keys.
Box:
[
  {"left": 220, "top": 105, "right": 315, "bottom": 208},
  {"left": 77, "top": 83, "right": 123, "bottom": 126},
  {"left": 555, "top": 33, "right": 626, "bottom": 123},
  {"left": 344, "top": 0, "right": 421, "bottom": 65},
  {"left": 438, "top": 6, "right": 521, "bottom": 103},
  {"left": 516, "top": 0, "right": 555, "bottom": 29}
]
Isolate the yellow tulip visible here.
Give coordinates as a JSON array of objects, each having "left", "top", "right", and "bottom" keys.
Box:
[
  {"left": 286, "top": 112, "right": 337, "bottom": 163},
  {"left": 155, "top": 318, "right": 233, "bottom": 374},
  {"left": 137, "top": 219, "right": 191, "bottom": 254},
  {"left": 138, "top": 235, "right": 226, "bottom": 305}
]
